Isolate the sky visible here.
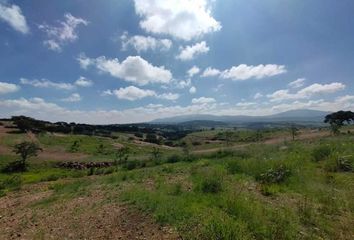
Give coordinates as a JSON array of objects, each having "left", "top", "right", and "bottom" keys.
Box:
[{"left": 0, "top": 0, "right": 354, "bottom": 124}]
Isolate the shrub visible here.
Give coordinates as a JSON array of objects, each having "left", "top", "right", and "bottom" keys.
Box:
[
  {"left": 125, "top": 160, "right": 138, "bottom": 170},
  {"left": 166, "top": 154, "right": 182, "bottom": 163},
  {"left": 198, "top": 172, "right": 223, "bottom": 194},
  {"left": 226, "top": 160, "right": 241, "bottom": 174},
  {"left": 257, "top": 165, "right": 291, "bottom": 184},
  {"left": 312, "top": 145, "right": 332, "bottom": 162},
  {"left": 325, "top": 156, "right": 353, "bottom": 172},
  {"left": 168, "top": 183, "right": 182, "bottom": 196}
]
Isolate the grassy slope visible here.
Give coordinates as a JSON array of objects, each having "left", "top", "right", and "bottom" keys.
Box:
[{"left": 1, "top": 128, "right": 354, "bottom": 239}]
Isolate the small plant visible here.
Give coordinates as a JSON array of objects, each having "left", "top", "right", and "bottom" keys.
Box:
[
  {"left": 150, "top": 147, "right": 161, "bottom": 164},
  {"left": 196, "top": 170, "right": 224, "bottom": 194},
  {"left": 169, "top": 183, "right": 182, "bottom": 196},
  {"left": 70, "top": 140, "right": 80, "bottom": 152},
  {"left": 324, "top": 155, "right": 353, "bottom": 172},
  {"left": 311, "top": 145, "right": 332, "bottom": 162},
  {"left": 257, "top": 165, "right": 291, "bottom": 184},
  {"left": 166, "top": 154, "right": 181, "bottom": 163},
  {"left": 114, "top": 147, "right": 130, "bottom": 166}
]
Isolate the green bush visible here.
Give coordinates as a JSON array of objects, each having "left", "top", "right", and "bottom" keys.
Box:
[
  {"left": 196, "top": 170, "right": 224, "bottom": 194},
  {"left": 166, "top": 154, "right": 182, "bottom": 163},
  {"left": 325, "top": 156, "right": 353, "bottom": 172},
  {"left": 312, "top": 145, "right": 332, "bottom": 162},
  {"left": 257, "top": 165, "right": 291, "bottom": 184}
]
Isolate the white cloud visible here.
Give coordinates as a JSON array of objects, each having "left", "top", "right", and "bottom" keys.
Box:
[
  {"left": 253, "top": 93, "right": 263, "bottom": 99},
  {"left": 221, "top": 64, "right": 287, "bottom": 81},
  {"left": 176, "top": 41, "right": 209, "bottom": 61},
  {"left": 189, "top": 86, "right": 196, "bottom": 94},
  {"left": 288, "top": 78, "right": 306, "bottom": 88},
  {"left": 77, "top": 53, "right": 93, "bottom": 69},
  {"left": 192, "top": 97, "right": 216, "bottom": 104},
  {"left": 114, "top": 86, "right": 156, "bottom": 101},
  {"left": 20, "top": 78, "right": 75, "bottom": 90},
  {"left": 121, "top": 32, "right": 172, "bottom": 52},
  {"left": 201, "top": 67, "right": 221, "bottom": 77},
  {"left": 133, "top": 0, "right": 221, "bottom": 41},
  {"left": 75, "top": 76, "right": 93, "bottom": 87},
  {"left": 108, "top": 86, "right": 179, "bottom": 101},
  {"left": 176, "top": 79, "right": 192, "bottom": 89},
  {"left": 61, "top": 93, "right": 82, "bottom": 102},
  {"left": 187, "top": 66, "right": 200, "bottom": 77},
  {"left": 157, "top": 93, "right": 180, "bottom": 101},
  {"left": 79, "top": 55, "right": 172, "bottom": 86},
  {"left": 0, "top": 81, "right": 20, "bottom": 94},
  {"left": 0, "top": 3, "right": 29, "bottom": 34},
  {"left": 39, "top": 13, "right": 88, "bottom": 52},
  {"left": 236, "top": 102, "right": 257, "bottom": 107},
  {"left": 268, "top": 82, "right": 346, "bottom": 102}
]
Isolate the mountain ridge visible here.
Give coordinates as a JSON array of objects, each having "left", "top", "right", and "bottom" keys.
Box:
[{"left": 151, "top": 109, "right": 331, "bottom": 124}]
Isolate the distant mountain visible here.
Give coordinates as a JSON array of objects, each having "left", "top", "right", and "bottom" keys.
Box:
[{"left": 151, "top": 109, "right": 331, "bottom": 124}]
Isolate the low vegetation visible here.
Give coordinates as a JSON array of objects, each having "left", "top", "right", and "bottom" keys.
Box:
[{"left": 0, "top": 113, "right": 353, "bottom": 239}]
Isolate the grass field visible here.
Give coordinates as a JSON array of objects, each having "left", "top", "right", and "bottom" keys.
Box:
[{"left": 0, "top": 124, "right": 353, "bottom": 239}]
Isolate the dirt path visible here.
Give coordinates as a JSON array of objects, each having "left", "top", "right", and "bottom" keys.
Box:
[
  {"left": 0, "top": 183, "right": 179, "bottom": 240},
  {"left": 193, "top": 130, "right": 331, "bottom": 154}
]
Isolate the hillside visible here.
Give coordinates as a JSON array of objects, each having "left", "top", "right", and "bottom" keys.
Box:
[
  {"left": 0, "top": 120, "right": 353, "bottom": 239},
  {"left": 151, "top": 109, "right": 330, "bottom": 124}
]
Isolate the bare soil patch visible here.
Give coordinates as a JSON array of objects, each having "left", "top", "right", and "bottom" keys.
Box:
[{"left": 0, "top": 183, "right": 179, "bottom": 240}]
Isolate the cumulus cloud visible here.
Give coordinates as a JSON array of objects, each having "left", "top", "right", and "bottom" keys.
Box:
[
  {"left": 114, "top": 86, "right": 156, "bottom": 101},
  {"left": 189, "top": 86, "right": 196, "bottom": 94},
  {"left": 20, "top": 78, "right": 75, "bottom": 90},
  {"left": 61, "top": 93, "right": 82, "bottom": 102},
  {"left": 221, "top": 64, "right": 287, "bottom": 81},
  {"left": 253, "top": 93, "right": 263, "bottom": 99},
  {"left": 288, "top": 78, "right": 306, "bottom": 88},
  {"left": 201, "top": 67, "right": 221, "bottom": 77},
  {"left": 187, "top": 66, "right": 200, "bottom": 77},
  {"left": 176, "top": 41, "right": 209, "bottom": 61},
  {"left": 0, "top": 81, "right": 20, "bottom": 94},
  {"left": 268, "top": 82, "right": 346, "bottom": 102},
  {"left": 157, "top": 93, "right": 180, "bottom": 101},
  {"left": 121, "top": 32, "right": 172, "bottom": 52},
  {"left": 133, "top": 0, "right": 221, "bottom": 41},
  {"left": 75, "top": 76, "right": 93, "bottom": 87},
  {"left": 78, "top": 55, "right": 172, "bottom": 86},
  {"left": 112, "top": 86, "right": 179, "bottom": 101},
  {"left": 0, "top": 3, "right": 29, "bottom": 34},
  {"left": 39, "top": 13, "right": 88, "bottom": 52},
  {"left": 192, "top": 97, "right": 216, "bottom": 104}
]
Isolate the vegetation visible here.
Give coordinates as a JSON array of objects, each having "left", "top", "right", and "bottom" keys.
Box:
[
  {"left": 0, "top": 115, "right": 353, "bottom": 239},
  {"left": 324, "top": 110, "right": 354, "bottom": 134}
]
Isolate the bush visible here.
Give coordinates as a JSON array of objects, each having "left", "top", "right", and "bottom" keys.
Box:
[
  {"left": 125, "top": 160, "right": 138, "bottom": 170},
  {"left": 312, "top": 145, "right": 332, "bottom": 162},
  {"left": 257, "top": 165, "right": 291, "bottom": 184},
  {"left": 196, "top": 170, "right": 224, "bottom": 194},
  {"left": 166, "top": 154, "right": 182, "bottom": 163},
  {"left": 325, "top": 156, "right": 353, "bottom": 172}
]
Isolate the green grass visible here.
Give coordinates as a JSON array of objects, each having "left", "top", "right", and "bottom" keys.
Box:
[{"left": 1, "top": 129, "right": 353, "bottom": 239}]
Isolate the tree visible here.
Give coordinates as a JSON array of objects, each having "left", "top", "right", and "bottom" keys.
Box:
[
  {"left": 290, "top": 125, "right": 300, "bottom": 141},
  {"left": 12, "top": 141, "right": 42, "bottom": 171},
  {"left": 114, "top": 147, "right": 130, "bottom": 165},
  {"left": 324, "top": 111, "right": 354, "bottom": 134}
]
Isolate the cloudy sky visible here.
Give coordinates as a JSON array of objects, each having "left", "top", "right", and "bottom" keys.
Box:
[{"left": 0, "top": 0, "right": 353, "bottom": 124}]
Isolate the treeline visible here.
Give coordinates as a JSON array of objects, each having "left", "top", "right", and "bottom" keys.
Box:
[{"left": 6, "top": 116, "right": 193, "bottom": 142}]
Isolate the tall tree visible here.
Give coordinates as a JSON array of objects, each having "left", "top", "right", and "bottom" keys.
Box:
[{"left": 324, "top": 111, "right": 354, "bottom": 134}]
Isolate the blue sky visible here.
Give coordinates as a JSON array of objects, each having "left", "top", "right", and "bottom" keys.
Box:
[{"left": 0, "top": 0, "right": 353, "bottom": 124}]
